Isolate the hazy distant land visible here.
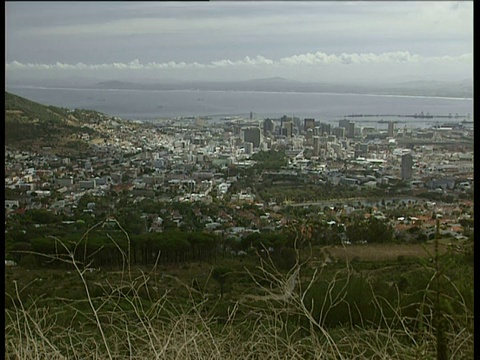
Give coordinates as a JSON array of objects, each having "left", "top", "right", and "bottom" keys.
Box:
[
  {"left": 7, "top": 77, "right": 473, "bottom": 99},
  {"left": 93, "top": 77, "right": 473, "bottom": 99}
]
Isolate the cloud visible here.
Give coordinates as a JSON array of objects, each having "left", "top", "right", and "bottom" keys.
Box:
[
  {"left": 6, "top": 51, "right": 472, "bottom": 73},
  {"left": 278, "top": 51, "right": 423, "bottom": 66}
]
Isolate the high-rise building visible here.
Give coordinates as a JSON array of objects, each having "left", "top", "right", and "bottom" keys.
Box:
[
  {"left": 305, "top": 128, "right": 314, "bottom": 146},
  {"left": 280, "top": 115, "right": 297, "bottom": 137},
  {"left": 339, "top": 119, "right": 355, "bottom": 138},
  {"left": 332, "top": 126, "right": 345, "bottom": 138},
  {"left": 263, "top": 118, "right": 275, "bottom": 135},
  {"left": 233, "top": 125, "right": 241, "bottom": 136},
  {"left": 318, "top": 122, "right": 331, "bottom": 136},
  {"left": 244, "top": 127, "right": 261, "bottom": 148},
  {"left": 313, "top": 136, "right": 320, "bottom": 156},
  {"left": 281, "top": 121, "right": 293, "bottom": 137},
  {"left": 339, "top": 119, "right": 350, "bottom": 129},
  {"left": 244, "top": 142, "right": 253, "bottom": 155},
  {"left": 387, "top": 122, "right": 396, "bottom": 137},
  {"left": 304, "top": 118, "right": 315, "bottom": 133},
  {"left": 401, "top": 153, "right": 413, "bottom": 180},
  {"left": 347, "top": 122, "right": 355, "bottom": 138}
]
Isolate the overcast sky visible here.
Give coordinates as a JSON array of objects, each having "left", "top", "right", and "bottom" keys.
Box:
[{"left": 5, "top": 1, "right": 474, "bottom": 85}]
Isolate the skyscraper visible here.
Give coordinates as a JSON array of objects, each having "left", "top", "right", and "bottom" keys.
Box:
[
  {"left": 332, "top": 126, "right": 345, "bottom": 138},
  {"left": 339, "top": 119, "right": 350, "bottom": 129},
  {"left": 312, "top": 136, "right": 320, "bottom": 156},
  {"left": 318, "top": 122, "right": 331, "bottom": 136},
  {"left": 305, "top": 128, "right": 314, "bottom": 146},
  {"left": 281, "top": 121, "right": 293, "bottom": 137},
  {"left": 244, "top": 127, "right": 261, "bottom": 148},
  {"left": 387, "top": 122, "right": 395, "bottom": 137},
  {"left": 401, "top": 153, "right": 413, "bottom": 180},
  {"left": 263, "top": 118, "right": 275, "bottom": 135},
  {"left": 339, "top": 119, "right": 355, "bottom": 138},
  {"left": 304, "top": 118, "right": 315, "bottom": 133},
  {"left": 244, "top": 142, "right": 253, "bottom": 155},
  {"left": 347, "top": 122, "right": 355, "bottom": 138}
]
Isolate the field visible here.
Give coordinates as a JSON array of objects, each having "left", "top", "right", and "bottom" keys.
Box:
[
  {"left": 5, "top": 239, "right": 474, "bottom": 359},
  {"left": 325, "top": 240, "right": 453, "bottom": 262}
]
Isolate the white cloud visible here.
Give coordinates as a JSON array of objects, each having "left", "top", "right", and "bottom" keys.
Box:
[
  {"left": 278, "top": 51, "right": 423, "bottom": 66},
  {"left": 6, "top": 51, "right": 471, "bottom": 72},
  {"left": 5, "top": 50, "right": 472, "bottom": 84}
]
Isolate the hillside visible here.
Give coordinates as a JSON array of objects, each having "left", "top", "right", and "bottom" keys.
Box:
[{"left": 5, "top": 92, "right": 110, "bottom": 154}]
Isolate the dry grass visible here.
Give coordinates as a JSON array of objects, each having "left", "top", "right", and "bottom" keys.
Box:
[
  {"left": 4, "top": 225, "right": 474, "bottom": 359},
  {"left": 326, "top": 242, "right": 449, "bottom": 262}
]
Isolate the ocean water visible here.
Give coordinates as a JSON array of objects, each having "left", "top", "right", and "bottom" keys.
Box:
[{"left": 6, "top": 86, "right": 473, "bottom": 129}]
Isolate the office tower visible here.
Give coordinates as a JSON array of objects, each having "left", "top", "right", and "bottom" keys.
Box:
[
  {"left": 263, "top": 118, "right": 275, "bottom": 135},
  {"left": 244, "top": 127, "right": 261, "bottom": 148},
  {"left": 313, "top": 136, "right": 320, "bottom": 156},
  {"left": 339, "top": 119, "right": 350, "bottom": 129},
  {"left": 233, "top": 125, "right": 241, "bottom": 136},
  {"left": 280, "top": 115, "right": 288, "bottom": 129},
  {"left": 281, "top": 121, "right": 293, "bottom": 137},
  {"left": 401, "top": 153, "right": 413, "bottom": 180},
  {"left": 338, "top": 118, "right": 355, "bottom": 138},
  {"left": 388, "top": 121, "right": 395, "bottom": 137},
  {"left": 347, "top": 122, "right": 355, "bottom": 138},
  {"left": 305, "top": 128, "right": 314, "bottom": 145},
  {"left": 318, "top": 122, "right": 331, "bottom": 136},
  {"left": 244, "top": 142, "right": 253, "bottom": 155},
  {"left": 332, "top": 126, "right": 345, "bottom": 139},
  {"left": 280, "top": 115, "right": 295, "bottom": 136},
  {"left": 304, "top": 118, "right": 315, "bottom": 132}
]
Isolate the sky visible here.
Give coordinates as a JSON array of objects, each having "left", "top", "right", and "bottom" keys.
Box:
[{"left": 5, "top": 1, "right": 474, "bottom": 85}]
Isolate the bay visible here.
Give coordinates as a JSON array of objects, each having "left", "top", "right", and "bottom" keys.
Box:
[{"left": 6, "top": 86, "right": 473, "bottom": 129}]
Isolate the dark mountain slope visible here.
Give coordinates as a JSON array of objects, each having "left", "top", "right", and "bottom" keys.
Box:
[{"left": 5, "top": 91, "right": 107, "bottom": 154}]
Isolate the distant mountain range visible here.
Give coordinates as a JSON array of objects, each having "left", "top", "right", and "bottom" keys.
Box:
[
  {"left": 94, "top": 77, "right": 473, "bottom": 98},
  {"left": 6, "top": 76, "right": 472, "bottom": 99}
]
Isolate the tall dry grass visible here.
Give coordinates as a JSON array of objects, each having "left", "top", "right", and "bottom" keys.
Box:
[{"left": 5, "top": 221, "right": 474, "bottom": 359}]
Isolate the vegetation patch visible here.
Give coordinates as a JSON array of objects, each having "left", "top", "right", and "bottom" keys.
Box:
[{"left": 5, "top": 223, "right": 474, "bottom": 359}]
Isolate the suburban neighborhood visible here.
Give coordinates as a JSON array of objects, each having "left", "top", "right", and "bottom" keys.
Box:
[{"left": 5, "top": 111, "right": 474, "bottom": 260}]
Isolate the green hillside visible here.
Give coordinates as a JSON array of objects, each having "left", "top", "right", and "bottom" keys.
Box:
[
  {"left": 5, "top": 91, "right": 71, "bottom": 122},
  {"left": 5, "top": 92, "right": 104, "bottom": 154}
]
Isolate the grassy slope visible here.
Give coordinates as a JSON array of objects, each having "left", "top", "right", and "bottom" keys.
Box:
[
  {"left": 5, "top": 91, "right": 71, "bottom": 121},
  {"left": 4, "top": 240, "right": 474, "bottom": 359},
  {"left": 5, "top": 91, "right": 101, "bottom": 153}
]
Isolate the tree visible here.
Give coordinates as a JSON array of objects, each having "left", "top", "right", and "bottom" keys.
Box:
[
  {"left": 346, "top": 221, "right": 367, "bottom": 244},
  {"left": 27, "top": 209, "right": 60, "bottom": 224},
  {"left": 367, "top": 217, "right": 393, "bottom": 243},
  {"left": 211, "top": 266, "right": 231, "bottom": 298},
  {"left": 346, "top": 217, "right": 393, "bottom": 244}
]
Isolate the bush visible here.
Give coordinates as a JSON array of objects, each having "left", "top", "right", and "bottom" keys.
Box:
[
  {"left": 4, "top": 224, "right": 474, "bottom": 359},
  {"left": 19, "top": 254, "right": 39, "bottom": 268}
]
